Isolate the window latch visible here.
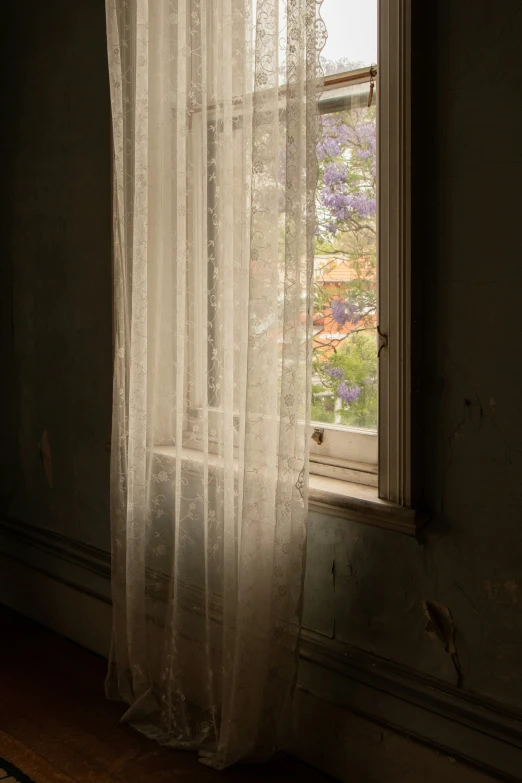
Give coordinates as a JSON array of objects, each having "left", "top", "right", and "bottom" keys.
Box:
[
  {"left": 368, "top": 64, "right": 377, "bottom": 107},
  {"left": 377, "top": 325, "right": 388, "bottom": 357},
  {"left": 311, "top": 427, "right": 324, "bottom": 445}
]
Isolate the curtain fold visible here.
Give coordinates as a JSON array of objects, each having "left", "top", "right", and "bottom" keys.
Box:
[{"left": 105, "top": 0, "right": 326, "bottom": 768}]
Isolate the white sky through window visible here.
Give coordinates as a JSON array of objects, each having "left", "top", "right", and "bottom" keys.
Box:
[{"left": 320, "top": 0, "right": 377, "bottom": 68}]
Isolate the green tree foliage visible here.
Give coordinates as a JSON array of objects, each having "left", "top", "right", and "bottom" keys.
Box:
[{"left": 312, "top": 332, "right": 377, "bottom": 428}]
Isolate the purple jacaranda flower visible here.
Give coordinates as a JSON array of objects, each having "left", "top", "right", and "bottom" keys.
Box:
[
  {"left": 321, "top": 191, "right": 376, "bottom": 221},
  {"left": 345, "top": 192, "right": 376, "bottom": 219},
  {"left": 323, "top": 162, "right": 347, "bottom": 187},
  {"left": 331, "top": 298, "right": 361, "bottom": 327},
  {"left": 324, "top": 364, "right": 344, "bottom": 380},
  {"left": 317, "top": 117, "right": 354, "bottom": 160},
  {"left": 337, "top": 382, "right": 361, "bottom": 404}
]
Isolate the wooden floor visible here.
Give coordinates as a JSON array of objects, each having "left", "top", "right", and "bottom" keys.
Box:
[{"left": 0, "top": 606, "right": 332, "bottom": 783}]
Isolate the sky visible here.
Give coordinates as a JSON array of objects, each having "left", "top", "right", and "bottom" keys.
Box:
[{"left": 320, "top": 0, "right": 377, "bottom": 67}]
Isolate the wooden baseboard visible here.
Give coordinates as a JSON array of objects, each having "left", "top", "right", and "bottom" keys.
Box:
[
  {"left": 299, "top": 631, "right": 522, "bottom": 782},
  {"left": 283, "top": 687, "right": 503, "bottom": 783},
  {"left": 0, "top": 555, "right": 112, "bottom": 658},
  {"left": 1, "top": 516, "right": 521, "bottom": 780}
]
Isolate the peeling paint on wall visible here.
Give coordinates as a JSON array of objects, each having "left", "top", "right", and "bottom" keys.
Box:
[{"left": 424, "top": 601, "right": 462, "bottom": 687}]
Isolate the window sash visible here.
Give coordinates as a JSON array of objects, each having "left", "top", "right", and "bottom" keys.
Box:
[
  {"left": 182, "top": 69, "right": 379, "bottom": 483},
  {"left": 310, "top": 0, "right": 412, "bottom": 507},
  {"left": 377, "top": 0, "right": 412, "bottom": 505},
  {"left": 179, "top": 0, "right": 413, "bottom": 505},
  {"left": 309, "top": 70, "right": 378, "bottom": 482}
]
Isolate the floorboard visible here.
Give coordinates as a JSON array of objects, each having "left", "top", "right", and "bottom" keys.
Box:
[{"left": 0, "top": 606, "right": 332, "bottom": 783}]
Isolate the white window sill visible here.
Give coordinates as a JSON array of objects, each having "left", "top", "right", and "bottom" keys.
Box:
[
  {"left": 308, "top": 474, "right": 423, "bottom": 536},
  {"left": 153, "top": 446, "right": 423, "bottom": 536}
]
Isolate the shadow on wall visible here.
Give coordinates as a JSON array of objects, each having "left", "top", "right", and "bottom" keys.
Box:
[
  {"left": 302, "top": 0, "right": 522, "bottom": 710},
  {"left": 0, "top": 0, "right": 113, "bottom": 552}
]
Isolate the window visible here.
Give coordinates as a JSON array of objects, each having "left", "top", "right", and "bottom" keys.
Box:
[
  {"left": 309, "top": 0, "right": 415, "bottom": 525},
  {"left": 310, "top": 66, "right": 378, "bottom": 488},
  {"left": 172, "top": 0, "right": 415, "bottom": 531}
]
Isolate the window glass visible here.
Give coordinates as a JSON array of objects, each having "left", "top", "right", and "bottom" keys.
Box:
[
  {"left": 313, "top": 2, "right": 378, "bottom": 431},
  {"left": 320, "top": 0, "right": 377, "bottom": 76}
]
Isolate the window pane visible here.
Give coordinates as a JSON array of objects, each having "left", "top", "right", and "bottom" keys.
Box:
[
  {"left": 313, "top": 83, "right": 377, "bottom": 431},
  {"left": 320, "top": 0, "right": 377, "bottom": 76}
]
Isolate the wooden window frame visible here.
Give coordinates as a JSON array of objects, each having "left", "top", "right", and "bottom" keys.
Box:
[
  {"left": 309, "top": 66, "right": 379, "bottom": 487},
  {"left": 147, "top": 0, "right": 418, "bottom": 532},
  {"left": 309, "top": 0, "right": 419, "bottom": 533}
]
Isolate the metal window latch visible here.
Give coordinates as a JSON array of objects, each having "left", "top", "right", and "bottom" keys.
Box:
[
  {"left": 368, "top": 64, "right": 377, "bottom": 107},
  {"left": 377, "top": 325, "right": 388, "bottom": 357},
  {"left": 311, "top": 427, "right": 324, "bottom": 445}
]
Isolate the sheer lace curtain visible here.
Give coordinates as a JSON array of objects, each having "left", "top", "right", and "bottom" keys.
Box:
[{"left": 105, "top": 0, "right": 325, "bottom": 769}]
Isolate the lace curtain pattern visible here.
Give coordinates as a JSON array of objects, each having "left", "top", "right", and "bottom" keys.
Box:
[{"left": 105, "top": 0, "right": 325, "bottom": 768}]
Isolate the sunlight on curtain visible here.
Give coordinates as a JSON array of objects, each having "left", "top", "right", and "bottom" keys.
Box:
[{"left": 105, "top": 0, "right": 325, "bottom": 768}]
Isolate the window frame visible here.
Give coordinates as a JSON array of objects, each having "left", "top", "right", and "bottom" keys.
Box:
[
  {"left": 309, "top": 0, "right": 413, "bottom": 513},
  {"left": 173, "top": 0, "right": 415, "bottom": 527},
  {"left": 309, "top": 66, "right": 379, "bottom": 485},
  {"left": 376, "top": 0, "right": 412, "bottom": 507}
]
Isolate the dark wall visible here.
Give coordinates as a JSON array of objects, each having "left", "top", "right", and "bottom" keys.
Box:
[
  {"left": 1, "top": 0, "right": 112, "bottom": 550},
  {"left": 2, "top": 0, "right": 522, "bottom": 713},
  {"left": 305, "top": 0, "right": 522, "bottom": 709}
]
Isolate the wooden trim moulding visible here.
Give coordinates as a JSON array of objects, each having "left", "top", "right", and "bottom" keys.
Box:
[{"left": 1, "top": 516, "right": 522, "bottom": 783}]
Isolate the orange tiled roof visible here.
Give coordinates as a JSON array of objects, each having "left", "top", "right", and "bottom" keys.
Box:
[
  {"left": 314, "top": 255, "right": 374, "bottom": 283},
  {"left": 315, "top": 262, "right": 354, "bottom": 282}
]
